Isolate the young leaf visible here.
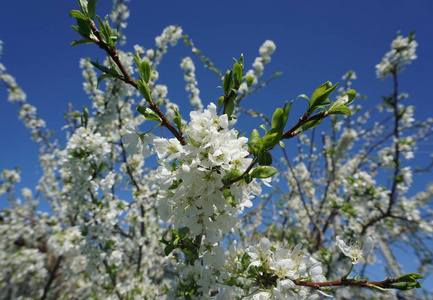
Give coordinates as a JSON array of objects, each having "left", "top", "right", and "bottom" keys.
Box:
[
  {"left": 296, "top": 94, "right": 310, "bottom": 103},
  {"left": 137, "top": 80, "right": 152, "bottom": 103},
  {"left": 243, "top": 173, "right": 253, "bottom": 184},
  {"left": 217, "top": 96, "right": 224, "bottom": 107},
  {"left": 178, "top": 227, "right": 190, "bottom": 238},
  {"left": 137, "top": 106, "right": 161, "bottom": 122},
  {"left": 174, "top": 109, "right": 182, "bottom": 130},
  {"left": 295, "top": 118, "right": 323, "bottom": 135},
  {"left": 77, "top": 0, "right": 89, "bottom": 17},
  {"left": 222, "top": 169, "right": 242, "bottom": 186},
  {"left": 87, "top": 0, "right": 98, "bottom": 20},
  {"left": 223, "top": 70, "right": 233, "bottom": 94},
  {"left": 70, "top": 10, "right": 87, "bottom": 20},
  {"left": 262, "top": 128, "right": 279, "bottom": 150},
  {"left": 245, "top": 76, "right": 254, "bottom": 87},
  {"left": 328, "top": 106, "right": 351, "bottom": 116},
  {"left": 249, "top": 129, "right": 262, "bottom": 146},
  {"left": 233, "top": 62, "right": 242, "bottom": 86},
  {"left": 271, "top": 108, "right": 284, "bottom": 131},
  {"left": 70, "top": 38, "right": 94, "bottom": 46},
  {"left": 250, "top": 166, "right": 278, "bottom": 179},
  {"left": 308, "top": 82, "right": 339, "bottom": 114},
  {"left": 329, "top": 89, "right": 356, "bottom": 111},
  {"left": 138, "top": 61, "right": 151, "bottom": 83},
  {"left": 258, "top": 149, "right": 272, "bottom": 166},
  {"left": 225, "top": 100, "right": 235, "bottom": 119},
  {"left": 75, "top": 18, "right": 92, "bottom": 39},
  {"left": 97, "top": 73, "right": 114, "bottom": 88}
]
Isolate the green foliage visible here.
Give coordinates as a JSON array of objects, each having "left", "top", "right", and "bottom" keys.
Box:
[
  {"left": 137, "top": 106, "right": 161, "bottom": 122},
  {"left": 308, "top": 81, "right": 338, "bottom": 114},
  {"left": 137, "top": 80, "right": 152, "bottom": 103},
  {"left": 250, "top": 166, "right": 278, "bottom": 179},
  {"left": 160, "top": 228, "right": 199, "bottom": 265}
]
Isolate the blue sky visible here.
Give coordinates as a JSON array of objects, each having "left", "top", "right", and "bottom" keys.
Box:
[{"left": 1, "top": 0, "right": 432, "bottom": 291}]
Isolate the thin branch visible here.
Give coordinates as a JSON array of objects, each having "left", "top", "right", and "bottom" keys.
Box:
[
  {"left": 41, "top": 256, "right": 63, "bottom": 300},
  {"left": 89, "top": 20, "right": 187, "bottom": 145},
  {"left": 293, "top": 276, "right": 399, "bottom": 290}
]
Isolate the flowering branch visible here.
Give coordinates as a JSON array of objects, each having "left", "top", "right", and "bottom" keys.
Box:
[{"left": 72, "top": 12, "right": 187, "bottom": 145}]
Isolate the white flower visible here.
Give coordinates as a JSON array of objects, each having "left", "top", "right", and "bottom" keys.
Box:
[
  {"left": 336, "top": 236, "right": 374, "bottom": 264},
  {"left": 121, "top": 126, "right": 156, "bottom": 157}
]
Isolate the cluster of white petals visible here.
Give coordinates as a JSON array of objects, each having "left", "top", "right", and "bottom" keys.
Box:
[
  {"left": 180, "top": 57, "right": 203, "bottom": 111},
  {"left": 156, "top": 103, "right": 261, "bottom": 241},
  {"left": 376, "top": 33, "right": 417, "bottom": 79},
  {"left": 217, "top": 238, "right": 327, "bottom": 300}
]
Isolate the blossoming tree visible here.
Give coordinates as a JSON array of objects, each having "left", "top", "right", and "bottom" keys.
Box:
[{"left": 0, "top": 1, "right": 431, "bottom": 299}]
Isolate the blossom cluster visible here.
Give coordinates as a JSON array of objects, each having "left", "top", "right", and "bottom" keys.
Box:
[
  {"left": 376, "top": 33, "right": 418, "bottom": 79},
  {"left": 180, "top": 56, "right": 203, "bottom": 111},
  {"left": 154, "top": 103, "right": 262, "bottom": 241},
  {"left": 216, "top": 238, "right": 327, "bottom": 300}
]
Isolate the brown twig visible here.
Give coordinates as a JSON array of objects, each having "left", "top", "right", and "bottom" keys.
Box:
[
  {"left": 88, "top": 20, "right": 187, "bottom": 145},
  {"left": 293, "top": 276, "right": 398, "bottom": 290}
]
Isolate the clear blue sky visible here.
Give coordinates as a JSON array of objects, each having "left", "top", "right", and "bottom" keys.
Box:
[{"left": 1, "top": 0, "right": 432, "bottom": 290}]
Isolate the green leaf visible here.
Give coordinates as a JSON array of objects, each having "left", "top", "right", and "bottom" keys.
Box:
[
  {"left": 329, "top": 89, "right": 356, "bottom": 110},
  {"left": 243, "top": 173, "right": 253, "bottom": 184},
  {"left": 137, "top": 80, "right": 152, "bottom": 103},
  {"left": 75, "top": 18, "right": 92, "bottom": 39},
  {"left": 96, "top": 15, "right": 117, "bottom": 49},
  {"left": 296, "top": 94, "right": 310, "bottom": 103},
  {"left": 311, "top": 81, "right": 332, "bottom": 104},
  {"left": 96, "top": 15, "right": 106, "bottom": 36},
  {"left": 97, "top": 73, "right": 114, "bottom": 87},
  {"left": 77, "top": 0, "right": 89, "bottom": 16},
  {"left": 249, "top": 129, "right": 262, "bottom": 146},
  {"left": 328, "top": 106, "right": 351, "bottom": 116},
  {"left": 271, "top": 108, "right": 285, "bottom": 131},
  {"left": 178, "top": 227, "right": 190, "bottom": 238},
  {"left": 222, "top": 169, "right": 242, "bottom": 186},
  {"left": 140, "top": 61, "right": 151, "bottom": 83},
  {"left": 233, "top": 62, "right": 242, "bottom": 86},
  {"left": 164, "top": 245, "right": 175, "bottom": 256},
  {"left": 408, "top": 30, "right": 415, "bottom": 43},
  {"left": 217, "top": 96, "right": 224, "bottom": 108},
  {"left": 308, "top": 81, "right": 339, "bottom": 114},
  {"left": 262, "top": 128, "right": 279, "bottom": 150},
  {"left": 174, "top": 109, "right": 182, "bottom": 130},
  {"left": 137, "top": 106, "right": 161, "bottom": 121},
  {"left": 250, "top": 166, "right": 278, "bottom": 179},
  {"left": 87, "top": 0, "right": 98, "bottom": 20},
  {"left": 223, "top": 70, "right": 232, "bottom": 94},
  {"left": 397, "top": 273, "right": 426, "bottom": 282},
  {"left": 369, "top": 285, "right": 389, "bottom": 293},
  {"left": 283, "top": 100, "right": 293, "bottom": 125},
  {"left": 70, "top": 38, "right": 94, "bottom": 46},
  {"left": 90, "top": 61, "right": 119, "bottom": 77},
  {"left": 295, "top": 118, "right": 323, "bottom": 135},
  {"left": 82, "top": 106, "right": 89, "bottom": 128},
  {"left": 245, "top": 76, "right": 254, "bottom": 87},
  {"left": 238, "top": 53, "right": 244, "bottom": 68},
  {"left": 258, "top": 149, "right": 272, "bottom": 166},
  {"left": 70, "top": 10, "right": 87, "bottom": 20},
  {"left": 225, "top": 100, "right": 235, "bottom": 119}
]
